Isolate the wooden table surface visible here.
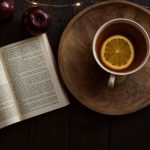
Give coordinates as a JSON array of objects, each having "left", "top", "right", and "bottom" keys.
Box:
[{"left": 0, "top": 0, "right": 150, "bottom": 150}]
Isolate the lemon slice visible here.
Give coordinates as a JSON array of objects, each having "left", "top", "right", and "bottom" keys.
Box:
[{"left": 100, "top": 35, "right": 135, "bottom": 71}]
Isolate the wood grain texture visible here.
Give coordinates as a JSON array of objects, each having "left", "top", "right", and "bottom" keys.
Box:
[
  {"left": 58, "top": 0, "right": 150, "bottom": 115},
  {"left": 0, "top": 0, "right": 31, "bottom": 149},
  {"left": 0, "top": 0, "right": 71, "bottom": 150},
  {"left": 28, "top": 0, "right": 72, "bottom": 150},
  {"left": 68, "top": 96, "right": 109, "bottom": 150},
  {"left": 0, "top": 1, "right": 150, "bottom": 150},
  {"left": 109, "top": 107, "right": 150, "bottom": 150},
  {"left": 69, "top": 2, "right": 109, "bottom": 150}
]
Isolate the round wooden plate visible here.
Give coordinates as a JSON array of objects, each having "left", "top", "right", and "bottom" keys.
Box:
[{"left": 58, "top": 0, "right": 150, "bottom": 115}]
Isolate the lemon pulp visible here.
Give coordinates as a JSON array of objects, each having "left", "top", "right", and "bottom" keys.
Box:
[{"left": 100, "top": 35, "right": 135, "bottom": 71}]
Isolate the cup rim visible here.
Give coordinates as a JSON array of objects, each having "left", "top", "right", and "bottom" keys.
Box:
[{"left": 93, "top": 18, "right": 150, "bottom": 76}]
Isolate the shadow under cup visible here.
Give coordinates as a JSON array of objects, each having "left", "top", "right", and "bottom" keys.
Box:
[{"left": 95, "top": 20, "right": 150, "bottom": 74}]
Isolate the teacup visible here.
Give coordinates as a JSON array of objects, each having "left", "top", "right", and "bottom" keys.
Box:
[{"left": 93, "top": 18, "right": 150, "bottom": 88}]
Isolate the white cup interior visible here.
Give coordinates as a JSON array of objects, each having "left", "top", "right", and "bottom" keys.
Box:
[{"left": 93, "top": 18, "right": 150, "bottom": 76}]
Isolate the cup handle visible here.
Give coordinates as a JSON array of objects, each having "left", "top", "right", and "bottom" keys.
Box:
[{"left": 108, "top": 74, "right": 116, "bottom": 88}]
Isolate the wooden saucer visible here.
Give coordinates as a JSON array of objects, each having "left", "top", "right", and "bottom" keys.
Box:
[{"left": 58, "top": 0, "right": 150, "bottom": 115}]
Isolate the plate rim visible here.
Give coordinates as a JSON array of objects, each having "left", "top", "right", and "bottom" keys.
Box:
[{"left": 58, "top": 0, "right": 150, "bottom": 115}]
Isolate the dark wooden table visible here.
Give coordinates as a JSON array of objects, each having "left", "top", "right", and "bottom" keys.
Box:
[{"left": 0, "top": 0, "right": 150, "bottom": 150}]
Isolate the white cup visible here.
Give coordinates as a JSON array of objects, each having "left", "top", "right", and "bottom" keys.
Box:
[{"left": 93, "top": 18, "right": 150, "bottom": 88}]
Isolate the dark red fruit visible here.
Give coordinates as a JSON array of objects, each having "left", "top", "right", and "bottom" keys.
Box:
[
  {"left": 23, "top": 6, "right": 51, "bottom": 35},
  {"left": 0, "top": 0, "right": 15, "bottom": 21}
]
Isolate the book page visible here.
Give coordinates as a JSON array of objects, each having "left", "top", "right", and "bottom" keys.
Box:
[
  {"left": 1, "top": 34, "right": 69, "bottom": 120},
  {"left": 0, "top": 59, "right": 20, "bottom": 128}
]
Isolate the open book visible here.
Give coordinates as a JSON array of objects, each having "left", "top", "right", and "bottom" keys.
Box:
[{"left": 0, "top": 34, "right": 69, "bottom": 129}]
